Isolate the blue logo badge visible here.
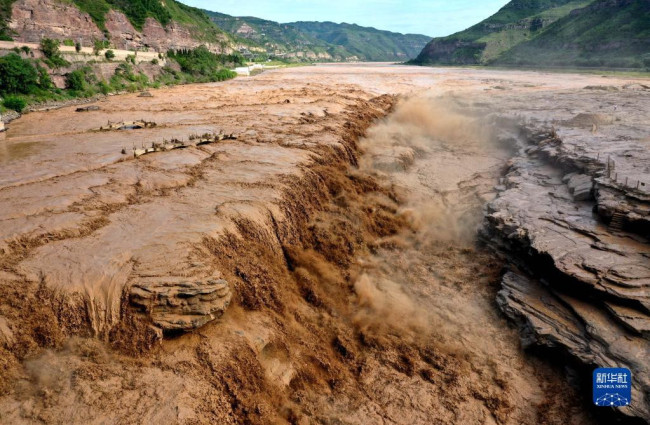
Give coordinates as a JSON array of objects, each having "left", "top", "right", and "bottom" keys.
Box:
[{"left": 593, "top": 368, "right": 631, "bottom": 407}]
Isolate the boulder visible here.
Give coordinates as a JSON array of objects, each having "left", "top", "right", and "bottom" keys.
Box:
[
  {"left": 130, "top": 278, "right": 232, "bottom": 332},
  {"left": 566, "top": 173, "right": 593, "bottom": 201}
]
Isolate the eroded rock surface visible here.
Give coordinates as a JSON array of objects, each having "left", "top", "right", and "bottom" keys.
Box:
[
  {"left": 130, "top": 277, "right": 231, "bottom": 331},
  {"left": 482, "top": 87, "right": 650, "bottom": 422}
]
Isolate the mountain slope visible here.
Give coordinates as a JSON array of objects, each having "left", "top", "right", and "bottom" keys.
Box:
[
  {"left": 414, "top": 0, "right": 595, "bottom": 65},
  {"left": 494, "top": 0, "right": 650, "bottom": 68},
  {"left": 203, "top": 11, "right": 354, "bottom": 60},
  {"left": 204, "top": 11, "right": 430, "bottom": 62},
  {"left": 414, "top": 0, "right": 650, "bottom": 69},
  {"left": 289, "top": 21, "right": 431, "bottom": 61}
]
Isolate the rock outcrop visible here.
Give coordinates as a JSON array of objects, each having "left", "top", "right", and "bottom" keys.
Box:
[
  {"left": 9, "top": 0, "right": 104, "bottom": 44},
  {"left": 130, "top": 277, "right": 231, "bottom": 331},
  {"left": 482, "top": 122, "right": 650, "bottom": 422},
  {"left": 9, "top": 0, "right": 227, "bottom": 52}
]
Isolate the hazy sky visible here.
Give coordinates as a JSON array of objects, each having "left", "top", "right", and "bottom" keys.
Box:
[{"left": 183, "top": 1, "right": 510, "bottom": 37}]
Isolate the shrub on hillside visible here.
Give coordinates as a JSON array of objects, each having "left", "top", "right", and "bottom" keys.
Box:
[
  {"left": 40, "top": 38, "right": 60, "bottom": 58},
  {"left": 41, "top": 38, "right": 69, "bottom": 68},
  {"left": 3, "top": 95, "right": 27, "bottom": 113},
  {"left": 36, "top": 64, "right": 53, "bottom": 90},
  {"left": 66, "top": 70, "right": 86, "bottom": 91},
  {"left": 105, "top": 50, "right": 115, "bottom": 60},
  {"left": 0, "top": 54, "right": 39, "bottom": 94},
  {"left": 93, "top": 39, "right": 109, "bottom": 56},
  {"left": 98, "top": 80, "right": 110, "bottom": 95}
]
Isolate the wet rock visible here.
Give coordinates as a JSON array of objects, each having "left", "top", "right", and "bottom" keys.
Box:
[
  {"left": 130, "top": 278, "right": 232, "bottom": 332},
  {"left": 98, "top": 120, "right": 156, "bottom": 131},
  {"left": 564, "top": 113, "right": 614, "bottom": 128},
  {"left": 75, "top": 105, "right": 100, "bottom": 112},
  {"left": 483, "top": 123, "right": 650, "bottom": 423},
  {"left": 565, "top": 173, "right": 593, "bottom": 201}
]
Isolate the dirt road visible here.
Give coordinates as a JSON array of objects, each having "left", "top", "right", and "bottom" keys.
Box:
[{"left": 0, "top": 64, "right": 647, "bottom": 424}]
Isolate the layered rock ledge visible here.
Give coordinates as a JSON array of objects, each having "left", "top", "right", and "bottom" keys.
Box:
[{"left": 482, "top": 117, "right": 650, "bottom": 422}]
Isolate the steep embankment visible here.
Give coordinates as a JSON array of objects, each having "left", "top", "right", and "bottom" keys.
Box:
[
  {"left": 3, "top": 0, "right": 231, "bottom": 52},
  {"left": 414, "top": 0, "right": 650, "bottom": 69}
]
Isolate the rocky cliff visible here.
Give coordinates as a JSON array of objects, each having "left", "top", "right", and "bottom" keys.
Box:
[{"left": 7, "top": 0, "right": 229, "bottom": 52}]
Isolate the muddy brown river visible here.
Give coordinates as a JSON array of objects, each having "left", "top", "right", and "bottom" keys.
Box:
[{"left": 0, "top": 64, "right": 648, "bottom": 424}]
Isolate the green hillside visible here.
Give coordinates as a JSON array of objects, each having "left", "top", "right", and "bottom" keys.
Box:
[
  {"left": 414, "top": 0, "right": 649, "bottom": 69},
  {"left": 495, "top": 0, "right": 650, "bottom": 68},
  {"left": 414, "top": 0, "right": 595, "bottom": 65},
  {"left": 290, "top": 21, "right": 431, "bottom": 61}
]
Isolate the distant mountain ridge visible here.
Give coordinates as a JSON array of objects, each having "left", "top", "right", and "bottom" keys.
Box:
[
  {"left": 203, "top": 10, "right": 431, "bottom": 62},
  {"left": 289, "top": 21, "right": 431, "bottom": 61},
  {"left": 413, "top": 0, "right": 650, "bottom": 69}
]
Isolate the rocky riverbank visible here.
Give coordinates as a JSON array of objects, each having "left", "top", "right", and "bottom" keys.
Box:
[{"left": 481, "top": 85, "right": 650, "bottom": 423}]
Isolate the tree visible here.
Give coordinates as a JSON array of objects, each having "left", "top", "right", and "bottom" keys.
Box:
[
  {"left": 75, "top": 42, "right": 82, "bottom": 53},
  {"left": 40, "top": 38, "right": 60, "bottom": 59},
  {"left": 0, "top": 54, "right": 38, "bottom": 94},
  {"left": 105, "top": 49, "right": 115, "bottom": 60}
]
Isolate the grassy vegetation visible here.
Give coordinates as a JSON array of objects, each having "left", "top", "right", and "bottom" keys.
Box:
[
  {"left": 69, "top": 0, "right": 111, "bottom": 32},
  {"left": 0, "top": 46, "right": 238, "bottom": 113},
  {"left": 40, "top": 38, "right": 70, "bottom": 68}
]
